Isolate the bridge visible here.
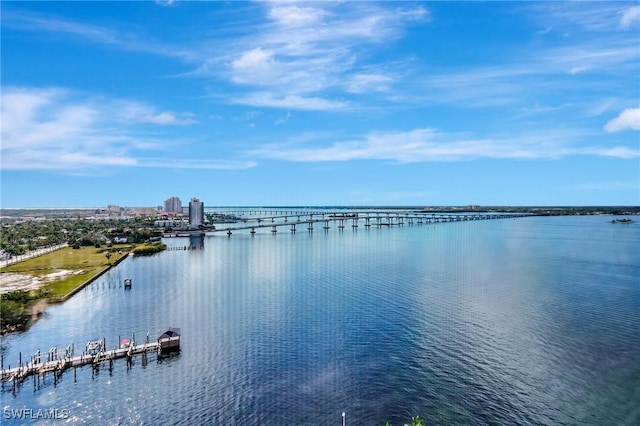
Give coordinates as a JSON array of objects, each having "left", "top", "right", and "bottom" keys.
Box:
[{"left": 207, "top": 211, "right": 533, "bottom": 236}]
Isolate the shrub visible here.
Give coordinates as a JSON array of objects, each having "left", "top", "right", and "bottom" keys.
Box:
[{"left": 132, "top": 242, "right": 167, "bottom": 256}]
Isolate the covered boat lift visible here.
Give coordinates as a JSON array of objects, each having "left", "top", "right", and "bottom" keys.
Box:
[{"left": 157, "top": 327, "right": 181, "bottom": 353}]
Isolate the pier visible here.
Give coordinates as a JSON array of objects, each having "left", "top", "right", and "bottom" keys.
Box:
[
  {"left": 1, "top": 328, "right": 180, "bottom": 393},
  {"left": 208, "top": 211, "right": 533, "bottom": 236}
]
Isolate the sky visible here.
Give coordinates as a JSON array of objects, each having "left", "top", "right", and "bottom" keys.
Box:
[{"left": 1, "top": 1, "right": 639, "bottom": 208}]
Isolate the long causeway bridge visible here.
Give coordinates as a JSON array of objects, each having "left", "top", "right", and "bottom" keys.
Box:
[{"left": 208, "top": 211, "right": 533, "bottom": 236}]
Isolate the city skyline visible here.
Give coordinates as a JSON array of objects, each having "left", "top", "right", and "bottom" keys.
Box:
[{"left": 1, "top": 1, "right": 639, "bottom": 208}]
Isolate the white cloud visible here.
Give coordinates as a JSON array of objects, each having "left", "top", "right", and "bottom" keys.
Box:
[
  {"left": 604, "top": 107, "right": 640, "bottom": 132},
  {"left": 621, "top": 6, "right": 640, "bottom": 29},
  {"left": 568, "top": 66, "right": 588, "bottom": 75},
  {"left": 233, "top": 92, "right": 348, "bottom": 111},
  {"left": 137, "top": 158, "right": 257, "bottom": 170},
  {"left": 596, "top": 146, "right": 640, "bottom": 158},
  {"left": 232, "top": 47, "right": 274, "bottom": 72},
  {"left": 268, "top": 5, "right": 326, "bottom": 27},
  {"left": 141, "top": 112, "right": 195, "bottom": 125},
  {"left": 275, "top": 112, "right": 292, "bottom": 125},
  {"left": 2, "top": 9, "right": 194, "bottom": 61},
  {"left": 219, "top": 2, "right": 428, "bottom": 109},
  {"left": 249, "top": 127, "right": 639, "bottom": 163},
  {"left": 529, "top": 2, "right": 635, "bottom": 32},
  {"left": 0, "top": 86, "right": 244, "bottom": 171},
  {"left": 347, "top": 73, "right": 394, "bottom": 93},
  {"left": 231, "top": 47, "right": 277, "bottom": 85},
  {"left": 113, "top": 102, "right": 196, "bottom": 125}
]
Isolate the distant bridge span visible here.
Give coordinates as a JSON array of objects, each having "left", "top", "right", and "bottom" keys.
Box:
[{"left": 206, "top": 211, "right": 534, "bottom": 236}]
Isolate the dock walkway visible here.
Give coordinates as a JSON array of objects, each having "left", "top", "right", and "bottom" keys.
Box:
[
  {"left": 2, "top": 327, "right": 180, "bottom": 393},
  {"left": 1, "top": 341, "right": 159, "bottom": 384}
]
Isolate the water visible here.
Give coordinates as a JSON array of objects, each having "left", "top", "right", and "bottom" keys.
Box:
[{"left": 1, "top": 214, "right": 639, "bottom": 425}]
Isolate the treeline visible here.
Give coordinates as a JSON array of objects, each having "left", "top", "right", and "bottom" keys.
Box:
[
  {"left": 0, "top": 289, "right": 51, "bottom": 333},
  {"left": 0, "top": 218, "right": 161, "bottom": 256}
]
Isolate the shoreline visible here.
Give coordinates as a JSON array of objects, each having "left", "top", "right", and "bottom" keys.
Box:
[
  {"left": 56, "top": 251, "right": 132, "bottom": 303},
  {"left": 1, "top": 248, "right": 133, "bottom": 335}
]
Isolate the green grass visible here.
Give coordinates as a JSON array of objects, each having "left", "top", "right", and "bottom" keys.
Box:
[
  {"left": 44, "top": 267, "right": 104, "bottom": 299},
  {"left": 1, "top": 245, "right": 133, "bottom": 300},
  {"left": 2, "top": 245, "right": 131, "bottom": 273}
]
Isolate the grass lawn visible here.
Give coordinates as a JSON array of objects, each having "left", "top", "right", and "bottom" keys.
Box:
[{"left": 1, "top": 245, "right": 133, "bottom": 299}]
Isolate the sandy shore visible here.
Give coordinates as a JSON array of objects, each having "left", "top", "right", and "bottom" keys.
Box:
[{"left": 0, "top": 270, "right": 84, "bottom": 294}]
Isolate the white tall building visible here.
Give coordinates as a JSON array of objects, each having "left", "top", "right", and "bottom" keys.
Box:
[
  {"left": 164, "top": 196, "right": 182, "bottom": 213},
  {"left": 189, "top": 197, "right": 204, "bottom": 228}
]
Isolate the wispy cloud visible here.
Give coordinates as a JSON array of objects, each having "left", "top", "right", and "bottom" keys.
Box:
[
  {"left": 419, "top": 35, "right": 639, "bottom": 109},
  {"left": 249, "top": 127, "right": 640, "bottom": 163},
  {"left": 620, "top": 5, "right": 640, "bottom": 29},
  {"left": 232, "top": 92, "right": 349, "bottom": 111},
  {"left": 604, "top": 107, "right": 640, "bottom": 132},
  {"left": 415, "top": 3, "right": 639, "bottom": 112},
  {"left": 206, "top": 2, "right": 428, "bottom": 109},
  {"left": 574, "top": 181, "right": 640, "bottom": 191},
  {"left": 155, "top": 0, "right": 176, "bottom": 7},
  {"left": 137, "top": 158, "right": 256, "bottom": 170},
  {"left": 527, "top": 2, "right": 639, "bottom": 32},
  {"left": 1, "top": 9, "right": 195, "bottom": 61},
  {"left": 0, "top": 86, "right": 252, "bottom": 171},
  {"left": 274, "top": 112, "right": 292, "bottom": 126},
  {"left": 112, "top": 101, "right": 196, "bottom": 125}
]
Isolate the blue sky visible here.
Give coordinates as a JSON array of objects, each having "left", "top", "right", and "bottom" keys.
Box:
[{"left": 1, "top": 1, "right": 639, "bottom": 208}]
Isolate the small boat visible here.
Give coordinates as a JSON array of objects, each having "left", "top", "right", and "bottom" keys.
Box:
[
  {"left": 120, "top": 339, "right": 130, "bottom": 349},
  {"left": 124, "top": 278, "right": 132, "bottom": 289},
  {"left": 86, "top": 339, "right": 102, "bottom": 355}
]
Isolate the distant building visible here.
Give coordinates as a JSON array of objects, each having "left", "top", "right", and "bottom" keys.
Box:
[
  {"left": 164, "top": 196, "right": 182, "bottom": 213},
  {"left": 189, "top": 197, "right": 204, "bottom": 228},
  {"left": 154, "top": 219, "right": 186, "bottom": 228}
]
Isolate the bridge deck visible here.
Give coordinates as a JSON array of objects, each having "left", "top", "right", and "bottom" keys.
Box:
[{"left": 210, "top": 212, "right": 530, "bottom": 234}]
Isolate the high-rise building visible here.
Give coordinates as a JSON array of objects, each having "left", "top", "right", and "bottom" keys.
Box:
[
  {"left": 164, "top": 196, "right": 182, "bottom": 213},
  {"left": 189, "top": 197, "right": 204, "bottom": 228}
]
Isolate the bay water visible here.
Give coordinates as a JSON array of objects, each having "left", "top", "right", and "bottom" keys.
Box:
[{"left": 1, "top": 214, "right": 639, "bottom": 425}]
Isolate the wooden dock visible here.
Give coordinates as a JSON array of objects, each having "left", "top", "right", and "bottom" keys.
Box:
[
  {"left": 1, "top": 342, "right": 157, "bottom": 384},
  {"left": 1, "top": 328, "right": 180, "bottom": 392}
]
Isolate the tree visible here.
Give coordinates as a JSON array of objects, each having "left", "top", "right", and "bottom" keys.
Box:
[
  {"left": 104, "top": 250, "right": 112, "bottom": 264},
  {"left": 384, "top": 416, "right": 426, "bottom": 426}
]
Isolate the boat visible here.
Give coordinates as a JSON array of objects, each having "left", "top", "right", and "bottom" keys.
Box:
[
  {"left": 120, "top": 339, "right": 130, "bottom": 349},
  {"left": 86, "top": 339, "right": 102, "bottom": 355},
  {"left": 124, "top": 278, "right": 132, "bottom": 289}
]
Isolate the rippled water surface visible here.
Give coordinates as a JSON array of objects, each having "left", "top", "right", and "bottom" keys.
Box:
[{"left": 1, "top": 215, "right": 639, "bottom": 425}]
